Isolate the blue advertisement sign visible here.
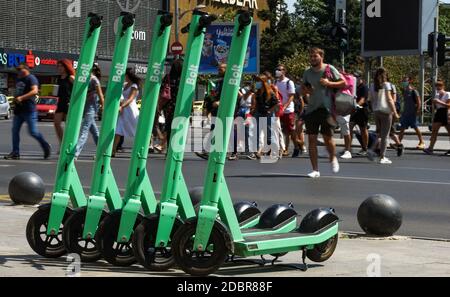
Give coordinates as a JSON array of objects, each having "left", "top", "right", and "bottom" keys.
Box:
[{"left": 199, "top": 23, "right": 259, "bottom": 74}]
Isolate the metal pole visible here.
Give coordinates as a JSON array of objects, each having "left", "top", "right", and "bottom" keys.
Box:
[
  {"left": 419, "top": 54, "right": 425, "bottom": 124},
  {"left": 377, "top": 56, "right": 383, "bottom": 68},
  {"left": 364, "top": 57, "right": 371, "bottom": 85},
  {"left": 431, "top": 8, "right": 439, "bottom": 117},
  {"left": 175, "top": 0, "right": 179, "bottom": 42}
]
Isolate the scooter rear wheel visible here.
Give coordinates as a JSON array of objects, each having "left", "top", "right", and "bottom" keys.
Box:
[
  {"left": 306, "top": 234, "right": 338, "bottom": 262},
  {"left": 96, "top": 210, "right": 143, "bottom": 267},
  {"left": 26, "top": 204, "right": 73, "bottom": 258},
  {"left": 172, "top": 219, "right": 230, "bottom": 276},
  {"left": 132, "top": 214, "right": 183, "bottom": 271},
  {"left": 62, "top": 207, "right": 107, "bottom": 263}
]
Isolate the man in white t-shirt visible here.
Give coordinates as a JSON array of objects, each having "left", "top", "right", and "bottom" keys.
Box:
[{"left": 275, "top": 64, "right": 296, "bottom": 157}]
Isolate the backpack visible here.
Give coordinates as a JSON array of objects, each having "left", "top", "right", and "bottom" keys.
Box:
[
  {"left": 273, "top": 79, "right": 293, "bottom": 117},
  {"left": 324, "top": 65, "right": 357, "bottom": 116}
]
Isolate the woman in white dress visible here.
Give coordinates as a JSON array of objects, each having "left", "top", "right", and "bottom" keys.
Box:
[{"left": 113, "top": 68, "right": 140, "bottom": 156}]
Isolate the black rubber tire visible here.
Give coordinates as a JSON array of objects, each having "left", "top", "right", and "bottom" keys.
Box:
[
  {"left": 26, "top": 204, "right": 73, "bottom": 258},
  {"left": 132, "top": 214, "right": 183, "bottom": 271},
  {"left": 96, "top": 210, "right": 143, "bottom": 267},
  {"left": 306, "top": 234, "right": 338, "bottom": 263},
  {"left": 62, "top": 207, "right": 106, "bottom": 263},
  {"left": 172, "top": 220, "right": 229, "bottom": 276}
]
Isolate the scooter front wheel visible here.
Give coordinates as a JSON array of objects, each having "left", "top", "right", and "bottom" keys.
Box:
[
  {"left": 132, "top": 214, "right": 183, "bottom": 271},
  {"left": 62, "top": 207, "right": 107, "bottom": 263},
  {"left": 96, "top": 210, "right": 143, "bottom": 267},
  {"left": 172, "top": 219, "right": 230, "bottom": 276},
  {"left": 26, "top": 203, "right": 73, "bottom": 258}
]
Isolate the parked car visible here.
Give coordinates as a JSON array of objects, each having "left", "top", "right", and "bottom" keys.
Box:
[
  {"left": 36, "top": 96, "right": 58, "bottom": 121},
  {"left": 0, "top": 94, "right": 12, "bottom": 119}
]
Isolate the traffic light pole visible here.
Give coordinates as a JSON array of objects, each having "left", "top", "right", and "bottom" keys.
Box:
[{"left": 431, "top": 13, "right": 439, "bottom": 116}]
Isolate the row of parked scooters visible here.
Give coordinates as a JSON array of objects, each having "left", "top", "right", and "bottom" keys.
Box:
[{"left": 25, "top": 9, "right": 339, "bottom": 276}]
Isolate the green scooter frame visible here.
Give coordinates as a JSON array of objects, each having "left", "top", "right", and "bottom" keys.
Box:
[
  {"left": 61, "top": 12, "right": 136, "bottom": 262},
  {"left": 131, "top": 10, "right": 300, "bottom": 272},
  {"left": 25, "top": 13, "right": 103, "bottom": 258},
  {"left": 172, "top": 11, "right": 339, "bottom": 276},
  {"left": 93, "top": 11, "right": 174, "bottom": 266},
  {"left": 130, "top": 10, "right": 221, "bottom": 271}
]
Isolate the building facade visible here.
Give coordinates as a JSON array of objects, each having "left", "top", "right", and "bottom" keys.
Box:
[{"left": 0, "top": 0, "right": 162, "bottom": 94}]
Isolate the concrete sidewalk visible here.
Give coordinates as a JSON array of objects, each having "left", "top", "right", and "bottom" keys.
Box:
[{"left": 1, "top": 204, "right": 449, "bottom": 277}]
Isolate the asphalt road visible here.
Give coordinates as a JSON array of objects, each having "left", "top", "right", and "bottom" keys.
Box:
[{"left": 0, "top": 119, "right": 449, "bottom": 239}]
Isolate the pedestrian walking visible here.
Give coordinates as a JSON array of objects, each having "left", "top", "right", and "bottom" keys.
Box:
[
  {"left": 75, "top": 64, "right": 104, "bottom": 159},
  {"left": 252, "top": 74, "right": 279, "bottom": 160},
  {"left": 424, "top": 80, "right": 450, "bottom": 155},
  {"left": 368, "top": 68, "right": 400, "bottom": 165},
  {"left": 113, "top": 68, "right": 140, "bottom": 156},
  {"left": 196, "top": 63, "right": 226, "bottom": 160},
  {"left": 4, "top": 64, "right": 51, "bottom": 160},
  {"left": 302, "top": 48, "right": 345, "bottom": 178},
  {"left": 349, "top": 74, "right": 370, "bottom": 156},
  {"left": 292, "top": 79, "right": 307, "bottom": 158},
  {"left": 275, "top": 65, "right": 296, "bottom": 157},
  {"left": 398, "top": 76, "right": 425, "bottom": 149},
  {"left": 54, "top": 59, "right": 75, "bottom": 146},
  {"left": 264, "top": 71, "right": 286, "bottom": 158}
]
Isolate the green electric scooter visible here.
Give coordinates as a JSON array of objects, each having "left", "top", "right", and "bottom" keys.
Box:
[
  {"left": 61, "top": 12, "right": 136, "bottom": 263},
  {"left": 171, "top": 10, "right": 339, "bottom": 276},
  {"left": 26, "top": 13, "right": 103, "bottom": 258},
  {"left": 92, "top": 11, "right": 175, "bottom": 266},
  {"left": 131, "top": 10, "right": 303, "bottom": 272},
  {"left": 92, "top": 10, "right": 218, "bottom": 269}
]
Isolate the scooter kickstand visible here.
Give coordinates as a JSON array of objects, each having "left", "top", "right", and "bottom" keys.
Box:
[{"left": 300, "top": 248, "right": 308, "bottom": 272}]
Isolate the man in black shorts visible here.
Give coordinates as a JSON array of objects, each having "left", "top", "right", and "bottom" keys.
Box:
[{"left": 302, "top": 48, "right": 346, "bottom": 178}]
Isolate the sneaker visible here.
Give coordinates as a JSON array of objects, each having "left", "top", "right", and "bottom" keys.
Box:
[
  {"left": 397, "top": 144, "right": 404, "bottom": 157},
  {"left": 195, "top": 152, "right": 209, "bottom": 160},
  {"left": 444, "top": 150, "right": 450, "bottom": 156},
  {"left": 154, "top": 145, "right": 164, "bottom": 153},
  {"left": 331, "top": 157, "right": 340, "bottom": 174},
  {"left": 307, "top": 171, "right": 321, "bottom": 178},
  {"left": 423, "top": 148, "right": 434, "bottom": 155},
  {"left": 246, "top": 153, "right": 257, "bottom": 160},
  {"left": 43, "top": 144, "right": 51, "bottom": 160},
  {"left": 389, "top": 143, "right": 398, "bottom": 150},
  {"left": 367, "top": 150, "right": 376, "bottom": 162},
  {"left": 380, "top": 157, "right": 392, "bottom": 164},
  {"left": 357, "top": 150, "right": 368, "bottom": 156},
  {"left": 292, "top": 148, "right": 300, "bottom": 158},
  {"left": 416, "top": 142, "right": 425, "bottom": 150},
  {"left": 3, "top": 152, "right": 20, "bottom": 160},
  {"left": 302, "top": 147, "right": 308, "bottom": 154},
  {"left": 228, "top": 153, "right": 238, "bottom": 161},
  {"left": 340, "top": 151, "right": 352, "bottom": 159}
]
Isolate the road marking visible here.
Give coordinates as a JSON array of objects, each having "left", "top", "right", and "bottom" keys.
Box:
[
  {"left": 264, "top": 173, "right": 450, "bottom": 186},
  {"left": 395, "top": 166, "right": 450, "bottom": 173},
  {"left": 0, "top": 165, "right": 14, "bottom": 167}
]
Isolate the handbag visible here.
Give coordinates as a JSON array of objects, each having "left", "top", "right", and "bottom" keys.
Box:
[
  {"left": 160, "top": 75, "right": 171, "bottom": 101},
  {"left": 324, "top": 65, "right": 356, "bottom": 116}
]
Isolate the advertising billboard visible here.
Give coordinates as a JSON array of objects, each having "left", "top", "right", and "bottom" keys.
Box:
[
  {"left": 361, "top": 0, "right": 438, "bottom": 57},
  {"left": 199, "top": 23, "right": 259, "bottom": 74}
]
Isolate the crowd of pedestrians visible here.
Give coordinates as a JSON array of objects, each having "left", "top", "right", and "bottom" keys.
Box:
[{"left": 2, "top": 48, "right": 450, "bottom": 179}]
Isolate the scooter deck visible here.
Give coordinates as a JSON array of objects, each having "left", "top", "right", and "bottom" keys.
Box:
[
  {"left": 234, "top": 222, "right": 339, "bottom": 257},
  {"left": 240, "top": 216, "right": 298, "bottom": 237}
]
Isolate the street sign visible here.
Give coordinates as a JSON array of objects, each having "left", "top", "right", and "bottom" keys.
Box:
[
  {"left": 170, "top": 42, "right": 184, "bottom": 55},
  {"left": 361, "top": 0, "right": 438, "bottom": 57}
]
